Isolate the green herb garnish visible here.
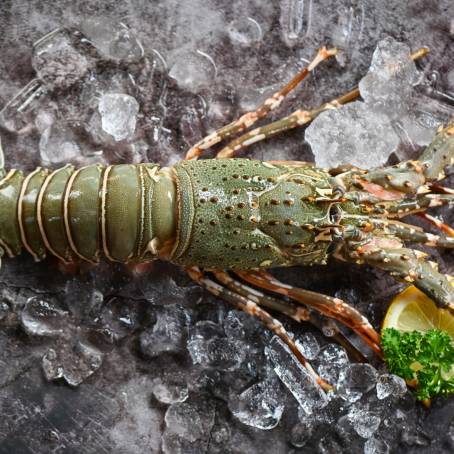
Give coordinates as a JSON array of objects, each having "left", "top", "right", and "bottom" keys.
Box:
[{"left": 382, "top": 328, "right": 454, "bottom": 400}]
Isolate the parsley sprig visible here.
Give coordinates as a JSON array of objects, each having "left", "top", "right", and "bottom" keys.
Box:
[{"left": 382, "top": 328, "right": 454, "bottom": 400}]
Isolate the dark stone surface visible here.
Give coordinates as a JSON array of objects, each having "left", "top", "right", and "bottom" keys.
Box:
[{"left": 0, "top": 1, "right": 453, "bottom": 453}]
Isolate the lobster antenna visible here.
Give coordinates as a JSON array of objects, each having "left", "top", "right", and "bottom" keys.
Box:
[{"left": 0, "top": 136, "right": 4, "bottom": 177}]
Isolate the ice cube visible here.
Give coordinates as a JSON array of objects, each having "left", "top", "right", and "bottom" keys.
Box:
[
  {"left": 337, "top": 363, "right": 378, "bottom": 403},
  {"left": 364, "top": 436, "right": 390, "bottom": 454},
  {"left": 20, "top": 297, "right": 68, "bottom": 337},
  {"left": 347, "top": 407, "right": 381, "bottom": 439},
  {"left": 295, "top": 331, "right": 320, "bottom": 360},
  {"left": 359, "top": 37, "right": 419, "bottom": 119},
  {"left": 32, "top": 29, "right": 92, "bottom": 90},
  {"left": 139, "top": 304, "right": 190, "bottom": 357},
  {"left": 266, "top": 336, "right": 328, "bottom": 414},
  {"left": 187, "top": 320, "right": 246, "bottom": 371},
  {"left": 164, "top": 396, "right": 215, "bottom": 443},
  {"left": 228, "top": 378, "right": 284, "bottom": 430},
  {"left": 152, "top": 375, "right": 189, "bottom": 405},
  {"left": 0, "top": 79, "right": 48, "bottom": 133},
  {"left": 169, "top": 50, "right": 217, "bottom": 93},
  {"left": 98, "top": 93, "right": 140, "bottom": 141},
  {"left": 80, "top": 19, "right": 144, "bottom": 62},
  {"left": 42, "top": 341, "right": 103, "bottom": 386},
  {"left": 39, "top": 124, "right": 81, "bottom": 164},
  {"left": 99, "top": 296, "right": 144, "bottom": 341},
  {"left": 330, "top": 1, "right": 365, "bottom": 66},
  {"left": 289, "top": 417, "right": 315, "bottom": 447},
  {"left": 316, "top": 343, "right": 349, "bottom": 384},
  {"left": 227, "top": 17, "right": 263, "bottom": 45},
  {"left": 305, "top": 101, "right": 400, "bottom": 169},
  {"left": 376, "top": 374, "right": 407, "bottom": 400},
  {"left": 279, "top": 0, "right": 313, "bottom": 47}
]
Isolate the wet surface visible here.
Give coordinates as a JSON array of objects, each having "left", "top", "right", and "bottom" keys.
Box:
[{"left": 0, "top": 1, "right": 453, "bottom": 453}]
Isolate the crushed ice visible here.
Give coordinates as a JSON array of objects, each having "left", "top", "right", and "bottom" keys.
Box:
[
  {"left": 98, "top": 93, "right": 140, "bottom": 142},
  {"left": 0, "top": 18, "right": 446, "bottom": 452},
  {"left": 306, "top": 36, "right": 446, "bottom": 168}
]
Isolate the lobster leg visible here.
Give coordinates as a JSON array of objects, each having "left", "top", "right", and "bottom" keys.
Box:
[
  {"left": 216, "top": 87, "right": 359, "bottom": 159},
  {"left": 215, "top": 47, "right": 429, "bottom": 159},
  {"left": 417, "top": 212, "right": 454, "bottom": 238},
  {"left": 341, "top": 215, "right": 454, "bottom": 249},
  {"left": 372, "top": 194, "right": 454, "bottom": 217},
  {"left": 185, "top": 47, "right": 338, "bottom": 160},
  {"left": 212, "top": 269, "right": 310, "bottom": 322},
  {"left": 341, "top": 121, "right": 454, "bottom": 197},
  {"left": 235, "top": 269, "right": 383, "bottom": 357},
  {"left": 214, "top": 270, "right": 367, "bottom": 362},
  {"left": 342, "top": 237, "right": 454, "bottom": 312},
  {"left": 186, "top": 266, "right": 334, "bottom": 391},
  {"left": 0, "top": 136, "right": 4, "bottom": 178},
  {"left": 385, "top": 221, "right": 454, "bottom": 249}
]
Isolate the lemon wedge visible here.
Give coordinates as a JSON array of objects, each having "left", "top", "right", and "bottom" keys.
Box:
[{"left": 382, "top": 277, "right": 454, "bottom": 337}]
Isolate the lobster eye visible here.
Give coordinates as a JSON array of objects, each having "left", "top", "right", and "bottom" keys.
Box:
[{"left": 329, "top": 204, "right": 342, "bottom": 224}]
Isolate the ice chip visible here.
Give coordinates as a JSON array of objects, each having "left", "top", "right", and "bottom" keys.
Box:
[
  {"left": 0, "top": 79, "right": 48, "bottom": 133},
  {"left": 187, "top": 336, "right": 246, "bottom": 371},
  {"left": 347, "top": 407, "right": 381, "bottom": 439},
  {"left": 305, "top": 101, "right": 399, "bottom": 169},
  {"left": 80, "top": 19, "right": 144, "bottom": 62},
  {"left": 376, "top": 373, "right": 407, "bottom": 400},
  {"left": 316, "top": 343, "right": 349, "bottom": 384},
  {"left": 187, "top": 320, "right": 246, "bottom": 371},
  {"left": 266, "top": 336, "right": 328, "bottom": 414},
  {"left": 32, "top": 30, "right": 92, "bottom": 90},
  {"left": 164, "top": 396, "right": 215, "bottom": 443},
  {"left": 20, "top": 297, "right": 68, "bottom": 337},
  {"left": 279, "top": 0, "right": 313, "bottom": 47},
  {"left": 227, "top": 17, "right": 263, "bottom": 45},
  {"left": 42, "top": 342, "right": 103, "bottom": 386},
  {"left": 330, "top": 1, "right": 365, "bottom": 66},
  {"left": 139, "top": 304, "right": 190, "bottom": 357},
  {"left": 296, "top": 331, "right": 320, "bottom": 360},
  {"left": 318, "top": 435, "right": 344, "bottom": 454},
  {"left": 0, "top": 301, "right": 10, "bottom": 321},
  {"left": 337, "top": 363, "right": 378, "bottom": 403},
  {"left": 152, "top": 375, "right": 189, "bottom": 405},
  {"left": 228, "top": 378, "right": 284, "bottom": 430},
  {"left": 169, "top": 50, "right": 217, "bottom": 93},
  {"left": 98, "top": 93, "right": 139, "bottom": 141},
  {"left": 39, "top": 124, "right": 81, "bottom": 164},
  {"left": 359, "top": 37, "right": 419, "bottom": 118},
  {"left": 35, "top": 109, "right": 55, "bottom": 133},
  {"left": 364, "top": 436, "right": 390, "bottom": 454},
  {"left": 224, "top": 310, "right": 247, "bottom": 339},
  {"left": 100, "top": 296, "right": 143, "bottom": 341},
  {"left": 290, "top": 417, "right": 315, "bottom": 447}
]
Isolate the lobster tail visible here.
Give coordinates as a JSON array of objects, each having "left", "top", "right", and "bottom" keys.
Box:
[{"left": 0, "top": 163, "right": 178, "bottom": 264}]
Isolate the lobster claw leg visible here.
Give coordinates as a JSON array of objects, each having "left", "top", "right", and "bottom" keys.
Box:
[
  {"left": 337, "top": 121, "right": 454, "bottom": 196},
  {"left": 0, "top": 136, "right": 4, "bottom": 178},
  {"left": 186, "top": 266, "right": 334, "bottom": 392},
  {"left": 342, "top": 238, "right": 454, "bottom": 313}
]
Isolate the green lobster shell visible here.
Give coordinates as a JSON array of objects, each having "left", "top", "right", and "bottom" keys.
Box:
[{"left": 0, "top": 158, "right": 338, "bottom": 269}]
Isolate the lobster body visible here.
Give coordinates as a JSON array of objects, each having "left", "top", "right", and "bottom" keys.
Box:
[
  {"left": 172, "top": 159, "right": 333, "bottom": 269},
  {"left": 0, "top": 159, "right": 337, "bottom": 269}
]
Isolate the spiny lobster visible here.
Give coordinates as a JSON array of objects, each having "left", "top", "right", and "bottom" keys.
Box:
[{"left": 0, "top": 46, "right": 453, "bottom": 392}]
